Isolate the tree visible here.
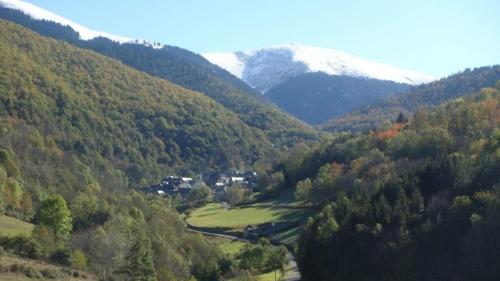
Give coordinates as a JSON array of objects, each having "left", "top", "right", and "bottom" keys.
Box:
[
  {"left": 295, "top": 178, "right": 312, "bottom": 203},
  {"left": 224, "top": 185, "right": 246, "bottom": 206},
  {"left": 115, "top": 239, "right": 157, "bottom": 281},
  {"left": 186, "top": 186, "right": 213, "bottom": 207},
  {"left": 20, "top": 192, "right": 34, "bottom": 219},
  {"left": 267, "top": 246, "right": 288, "bottom": 281},
  {"left": 35, "top": 195, "right": 72, "bottom": 237},
  {"left": 396, "top": 112, "right": 408, "bottom": 123}
]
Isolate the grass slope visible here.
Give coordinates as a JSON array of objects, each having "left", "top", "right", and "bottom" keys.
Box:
[
  {"left": 0, "top": 255, "right": 96, "bottom": 281},
  {"left": 0, "top": 216, "right": 33, "bottom": 237}
]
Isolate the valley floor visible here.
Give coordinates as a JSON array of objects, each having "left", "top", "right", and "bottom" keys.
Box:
[
  {"left": 186, "top": 196, "right": 312, "bottom": 246},
  {"left": 186, "top": 195, "right": 311, "bottom": 280}
]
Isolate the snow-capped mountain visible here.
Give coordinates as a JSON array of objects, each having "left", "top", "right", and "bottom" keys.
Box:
[
  {"left": 0, "top": 0, "right": 133, "bottom": 43},
  {"left": 203, "top": 44, "right": 436, "bottom": 92}
]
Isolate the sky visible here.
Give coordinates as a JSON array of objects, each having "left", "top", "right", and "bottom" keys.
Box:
[{"left": 25, "top": 0, "right": 500, "bottom": 78}]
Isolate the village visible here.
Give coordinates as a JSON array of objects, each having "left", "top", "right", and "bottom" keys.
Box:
[{"left": 142, "top": 170, "right": 259, "bottom": 201}]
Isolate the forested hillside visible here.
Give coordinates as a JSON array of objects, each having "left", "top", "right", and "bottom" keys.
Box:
[
  {"left": 0, "top": 19, "right": 275, "bottom": 187},
  {"left": 0, "top": 20, "right": 244, "bottom": 280},
  {"left": 0, "top": 7, "right": 321, "bottom": 147},
  {"left": 275, "top": 83, "right": 500, "bottom": 281},
  {"left": 266, "top": 72, "right": 410, "bottom": 124},
  {"left": 322, "top": 65, "right": 500, "bottom": 132}
]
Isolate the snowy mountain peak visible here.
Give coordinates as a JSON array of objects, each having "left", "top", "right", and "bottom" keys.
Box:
[
  {"left": 0, "top": 0, "right": 133, "bottom": 43},
  {"left": 203, "top": 44, "right": 435, "bottom": 91}
]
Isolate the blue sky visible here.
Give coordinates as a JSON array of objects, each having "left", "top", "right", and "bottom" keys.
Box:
[{"left": 27, "top": 0, "right": 499, "bottom": 77}]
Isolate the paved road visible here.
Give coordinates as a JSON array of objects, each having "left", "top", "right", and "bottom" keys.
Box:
[{"left": 186, "top": 226, "right": 301, "bottom": 281}]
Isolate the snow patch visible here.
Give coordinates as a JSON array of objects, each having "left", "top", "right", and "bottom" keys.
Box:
[
  {"left": 0, "top": 0, "right": 133, "bottom": 43},
  {"left": 203, "top": 52, "right": 245, "bottom": 78}
]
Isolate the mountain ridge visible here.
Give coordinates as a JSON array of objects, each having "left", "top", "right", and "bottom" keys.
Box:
[
  {"left": 266, "top": 72, "right": 410, "bottom": 124},
  {"left": 0, "top": 0, "right": 135, "bottom": 43},
  {"left": 203, "top": 43, "right": 435, "bottom": 92}
]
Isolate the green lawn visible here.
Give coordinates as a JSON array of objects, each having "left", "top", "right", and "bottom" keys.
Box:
[
  {"left": 269, "top": 225, "right": 303, "bottom": 245},
  {"left": 187, "top": 198, "right": 309, "bottom": 230},
  {"left": 186, "top": 194, "right": 314, "bottom": 247},
  {"left": 0, "top": 215, "right": 34, "bottom": 237}
]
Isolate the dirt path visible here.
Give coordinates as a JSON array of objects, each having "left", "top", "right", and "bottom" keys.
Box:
[{"left": 186, "top": 226, "right": 301, "bottom": 281}]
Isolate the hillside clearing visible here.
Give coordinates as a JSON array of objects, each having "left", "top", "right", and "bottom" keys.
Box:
[
  {"left": 0, "top": 255, "right": 96, "bottom": 281},
  {"left": 0, "top": 216, "right": 33, "bottom": 237}
]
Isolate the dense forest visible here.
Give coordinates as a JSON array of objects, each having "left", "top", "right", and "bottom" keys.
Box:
[
  {"left": 322, "top": 65, "right": 500, "bottom": 132},
  {"left": 266, "top": 72, "right": 410, "bottom": 124},
  {"left": 0, "top": 19, "right": 282, "bottom": 280},
  {"left": 273, "top": 83, "right": 500, "bottom": 281},
  {"left": 0, "top": 7, "right": 322, "bottom": 148}
]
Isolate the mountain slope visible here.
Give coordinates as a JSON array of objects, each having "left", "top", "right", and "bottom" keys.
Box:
[
  {"left": 322, "top": 65, "right": 500, "bottom": 132},
  {"left": 266, "top": 72, "right": 410, "bottom": 124},
  {"left": 0, "top": 20, "right": 248, "bottom": 281},
  {"left": 204, "top": 44, "right": 435, "bottom": 92},
  {"left": 292, "top": 85, "right": 500, "bottom": 281},
  {"left": 0, "top": 3, "right": 321, "bottom": 147},
  {"left": 0, "top": 19, "right": 272, "bottom": 189}
]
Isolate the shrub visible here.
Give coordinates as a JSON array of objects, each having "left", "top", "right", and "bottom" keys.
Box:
[
  {"left": 23, "top": 267, "right": 38, "bottom": 278},
  {"left": 49, "top": 248, "right": 72, "bottom": 266},
  {"left": 70, "top": 249, "right": 88, "bottom": 270},
  {"left": 0, "top": 236, "right": 42, "bottom": 259}
]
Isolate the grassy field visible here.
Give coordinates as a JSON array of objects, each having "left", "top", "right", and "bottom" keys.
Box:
[
  {"left": 0, "top": 215, "right": 34, "bottom": 237},
  {"left": 186, "top": 196, "right": 312, "bottom": 246},
  {"left": 187, "top": 197, "right": 309, "bottom": 229},
  {"left": 269, "top": 225, "right": 304, "bottom": 245}
]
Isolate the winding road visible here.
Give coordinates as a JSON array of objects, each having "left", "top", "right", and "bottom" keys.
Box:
[{"left": 186, "top": 227, "right": 301, "bottom": 281}]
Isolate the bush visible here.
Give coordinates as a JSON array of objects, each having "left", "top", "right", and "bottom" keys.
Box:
[
  {"left": 23, "top": 267, "right": 38, "bottom": 278},
  {"left": 9, "top": 263, "right": 21, "bottom": 273},
  {"left": 70, "top": 249, "right": 88, "bottom": 270},
  {"left": 0, "top": 236, "right": 42, "bottom": 259},
  {"left": 40, "top": 268, "right": 60, "bottom": 278},
  {"left": 49, "top": 248, "right": 72, "bottom": 266}
]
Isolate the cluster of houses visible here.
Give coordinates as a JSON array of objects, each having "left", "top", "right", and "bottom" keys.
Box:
[
  {"left": 211, "top": 170, "right": 258, "bottom": 201},
  {"left": 143, "top": 170, "right": 258, "bottom": 200},
  {"left": 143, "top": 176, "right": 196, "bottom": 197}
]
